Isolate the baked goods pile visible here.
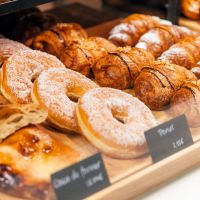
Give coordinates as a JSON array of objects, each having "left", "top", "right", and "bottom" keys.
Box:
[
  {"left": 0, "top": 29, "right": 157, "bottom": 199},
  {"left": 0, "top": 12, "right": 200, "bottom": 199}
]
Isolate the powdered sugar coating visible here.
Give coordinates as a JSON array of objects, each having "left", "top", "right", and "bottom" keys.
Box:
[
  {"left": 2, "top": 50, "right": 65, "bottom": 103},
  {"left": 79, "top": 87, "right": 157, "bottom": 146},
  {"left": 0, "top": 39, "right": 30, "bottom": 64},
  {"left": 34, "top": 68, "right": 98, "bottom": 132}
]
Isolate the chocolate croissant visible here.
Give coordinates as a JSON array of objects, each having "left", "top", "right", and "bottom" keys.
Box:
[
  {"left": 134, "top": 61, "right": 197, "bottom": 110},
  {"left": 108, "top": 14, "right": 171, "bottom": 47},
  {"left": 182, "top": 0, "right": 200, "bottom": 20},
  {"left": 60, "top": 37, "right": 116, "bottom": 77},
  {"left": 31, "top": 23, "right": 88, "bottom": 58},
  {"left": 135, "top": 25, "right": 197, "bottom": 58},
  {"left": 158, "top": 36, "right": 200, "bottom": 69},
  {"left": 93, "top": 46, "right": 155, "bottom": 89},
  {"left": 170, "top": 80, "right": 200, "bottom": 127}
]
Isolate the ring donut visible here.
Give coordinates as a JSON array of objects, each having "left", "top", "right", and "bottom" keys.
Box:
[
  {"left": 32, "top": 68, "right": 98, "bottom": 133},
  {"left": 76, "top": 87, "right": 157, "bottom": 159},
  {"left": 0, "top": 50, "right": 65, "bottom": 104},
  {"left": 0, "top": 39, "right": 30, "bottom": 65}
]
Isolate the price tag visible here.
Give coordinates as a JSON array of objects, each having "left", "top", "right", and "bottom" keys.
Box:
[
  {"left": 145, "top": 114, "right": 193, "bottom": 163},
  {"left": 51, "top": 153, "right": 110, "bottom": 200},
  {"left": 166, "top": 0, "right": 181, "bottom": 24}
]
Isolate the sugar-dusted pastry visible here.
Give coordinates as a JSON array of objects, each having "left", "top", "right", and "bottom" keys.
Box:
[
  {"left": 31, "top": 23, "right": 88, "bottom": 58},
  {"left": 76, "top": 87, "right": 157, "bottom": 159},
  {"left": 60, "top": 37, "right": 116, "bottom": 77},
  {"left": 170, "top": 80, "right": 200, "bottom": 127},
  {"left": 109, "top": 13, "right": 169, "bottom": 46},
  {"left": 0, "top": 39, "right": 30, "bottom": 65},
  {"left": 93, "top": 46, "right": 155, "bottom": 89},
  {"left": 32, "top": 68, "right": 98, "bottom": 133},
  {"left": 0, "top": 126, "right": 85, "bottom": 200},
  {"left": 158, "top": 36, "right": 200, "bottom": 69},
  {"left": 136, "top": 25, "right": 197, "bottom": 58},
  {"left": 0, "top": 104, "right": 47, "bottom": 141},
  {"left": 134, "top": 61, "right": 197, "bottom": 110},
  {"left": 1, "top": 50, "right": 65, "bottom": 104}
]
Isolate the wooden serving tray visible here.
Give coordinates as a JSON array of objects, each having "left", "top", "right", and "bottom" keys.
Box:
[{"left": 1, "top": 18, "right": 200, "bottom": 200}]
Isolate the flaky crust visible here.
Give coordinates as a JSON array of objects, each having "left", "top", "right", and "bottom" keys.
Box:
[
  {"left": 108, "top": 14, "right": 162, "bottom": 47},
  {"left": 0, "top": 126, "right": 84, "bottom": 200},
  {"left": 31, "top": 23, "right": 88, "bottom": 58},
  {"left": 170, "top": 81, "right": 200, "bottom": 127},
  {"left": 182, "top": 0, "right": 200, "bottom": 19},
  {"left": 158, "top": 36, "right": 200, "bottom": 69},
  {"left": 93, "top": 46, "right": 155, "bottom": 89},
  {"left": 136, "top": 25, "right": 197, "bottom": 58},
  {"left": 60, "top": 37, "right": 116, "bottom": 77},
  {"left": 134, "top": 61, "right": 197, "bottom": 110}
]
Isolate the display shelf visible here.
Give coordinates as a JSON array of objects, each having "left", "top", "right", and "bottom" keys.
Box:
[{"left": 0, "top": 0, "right": 54, "bottom": 16}]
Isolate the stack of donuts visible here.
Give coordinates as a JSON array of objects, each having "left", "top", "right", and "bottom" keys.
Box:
[{"left": 0, "top": 37, "right": 157, "bottom": 160}]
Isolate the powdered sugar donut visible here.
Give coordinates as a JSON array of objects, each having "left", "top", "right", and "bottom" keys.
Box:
[
  {"left": 1, "top": 50, "right": 65, "bottom": 104},
  {"left": 32, "top": 68, "right": 98, "bottom": 133},
  {"left": 76, "top": 87, "right": 157, "bottom": 159},
  {"left": 0, "top": 39, "right": 30, "bottom": 65}
]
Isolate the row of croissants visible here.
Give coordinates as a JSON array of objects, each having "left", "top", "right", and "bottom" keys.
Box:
[{"left": 1, "top": 13, "right": 200, "bottom": 129}]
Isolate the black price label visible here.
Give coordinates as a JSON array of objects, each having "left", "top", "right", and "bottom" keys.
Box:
[
  {"left": 145, "top": 115, "right": 193, "bottom": 163},
  {"left": 51, "top": 153, "right": 110, "bottom": 200}
]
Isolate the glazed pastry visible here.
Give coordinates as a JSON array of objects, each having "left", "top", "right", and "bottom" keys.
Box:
[
  {"left": 191, "top": 64, "right": 200, "bottom": 79},
  {"left": 0, "top": 39, "right": 30, "bottom": 65},
  {"left": 182, "top": 0, "right": 200, "bottom": 20},
  {"left": 109, "top": 13, "right": 171, "bottom": 47},
  {"left": 134, "top": 61, "right": 197, "bottom": 110},
  {"left": 93, "top": 46, "right": 155, "bottom": 89},
  {"left": 158, "top": 36, "right": 200, "bottom": 69},
  {"left": 136, "top": 25, "right": 197, "bottom": 58},
  {"left": 0, "top": 126, "right": 84, "bottom": 200},
  {"left": 60, "top": 37, "right": 116, "bottom": 77},
  {"left": 0, "top": 104, "right": 47, "bottom": 141},
  {"left": 1, "top": 50, "right": 65, "bottom": 104},
  {"left": 32, "top": 68, "right": 98, "bottom": 133},
  {"left": 170, "top": 81, "right": 200, "bottom": 127},
  {"left": 13, "top": 12, "right": 59, "bottom": 43},
  {"left": 31, "top": 23, "right": 88, "bottom": 58},
  {"left": 76, "top": 87, "right": 157, "bottom": 159}
]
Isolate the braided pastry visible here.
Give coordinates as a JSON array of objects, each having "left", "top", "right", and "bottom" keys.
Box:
[
  {"left": 134, "top": 61, "right": 197, "bottom": 110},
  {"left": 93, "top": 46, "right": 155, "bottom": 89}
]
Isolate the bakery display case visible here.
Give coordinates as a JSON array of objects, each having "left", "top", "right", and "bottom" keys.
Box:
[{"left": 0, "top": 0, "right": 200, "bottom": 200}]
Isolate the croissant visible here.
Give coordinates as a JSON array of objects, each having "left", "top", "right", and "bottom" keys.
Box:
[
  {"left": 158, "top": 36, "right": 200, "bottom": 69},
  {"left": 182, "top": 0, "right": 200, "bottom": 20},
  {"left": 134, "top": 61, "right": 197, "bottom": 110},
  {"left": 170, "top": 80, "right": 200, "bottom": 127},
  {"left": 60, "top": 37, "right": 116, "bottom": 77},
  {"left": 135, "top": 25, "right": 197, "bottom": 58},
  {"left": 31, "top": 23, "right": 88, "bottom": 58},
  {"left": 108, "top": 14, "right": 171, "bottom": 47},
  {"left": 93, "top": 46, "right": 155, "bottom": 89}
]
